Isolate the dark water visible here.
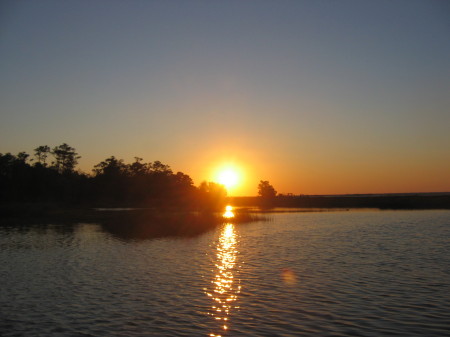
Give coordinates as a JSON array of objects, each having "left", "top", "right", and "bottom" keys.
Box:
[{"left": 1, "top": 210, "right": 450, "bottom": 336}]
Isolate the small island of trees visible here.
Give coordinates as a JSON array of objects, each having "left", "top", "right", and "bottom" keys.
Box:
[
  {"left": 1, "top": 143, "right": 269, "bottom": 237},
  {"left": 0, "top": 143, "right": 230, "bottom": 211}
]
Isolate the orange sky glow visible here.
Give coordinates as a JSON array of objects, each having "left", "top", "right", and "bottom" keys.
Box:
[{"left": 1, "top": 2, "right": 449, "bottom": 196}]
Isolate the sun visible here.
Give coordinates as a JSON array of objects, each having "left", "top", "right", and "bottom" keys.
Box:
[
  {"left": 213, "top": 164, "right": 242, "bottom": 191},
  {"left": 218, "top": 169, "right": 238, "bottom": 189}
]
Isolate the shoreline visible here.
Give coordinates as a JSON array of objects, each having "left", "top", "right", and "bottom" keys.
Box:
[
  {"left": 1, "top": 193, "right": 450, "bottom": 223},
  {"left": 231, "top": 194, "right": 450, "bottom": 210}
]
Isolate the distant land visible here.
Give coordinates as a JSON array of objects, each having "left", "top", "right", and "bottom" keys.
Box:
[
  {"left": 301, "top": 192, "right": 450, "bottom": 197},
  {"left": 231, "top": 192, "right": 450, "bottom": 210}
]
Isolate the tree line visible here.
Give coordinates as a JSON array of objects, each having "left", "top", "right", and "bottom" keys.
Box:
[{"left": 0, "top": 143, "right": 227, "bottom": 209}]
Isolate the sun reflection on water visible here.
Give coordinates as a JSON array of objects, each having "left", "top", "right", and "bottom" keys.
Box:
[
  {"left": 223, "top": 205, "right": 234, "bottom": 219},
  {"left": 205, "top": 207, "right": 240, "bottom": 336}
]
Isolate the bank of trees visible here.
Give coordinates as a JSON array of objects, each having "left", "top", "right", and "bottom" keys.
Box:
[
  {"left": 0, "top": 144, "right": 226, "bottom": 209},
  {"left": 0, "top": 144, "right": 87, "bottom": 204},
  {"left": 90, "top": 156, "right": 201, "bottom": 208}
]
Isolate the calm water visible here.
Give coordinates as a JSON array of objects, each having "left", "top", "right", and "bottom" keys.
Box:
[{"left": 1, "top": 210, "right": 450, "bottom": 336}]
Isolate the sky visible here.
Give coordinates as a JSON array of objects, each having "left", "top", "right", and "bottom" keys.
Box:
[{"left": 1, "top": 0, "right": 449, "bottom": 196}]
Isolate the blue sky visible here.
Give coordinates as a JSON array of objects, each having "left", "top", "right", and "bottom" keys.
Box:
[{"left": 1, "top": 0, "right": 449, "bottom": 195}]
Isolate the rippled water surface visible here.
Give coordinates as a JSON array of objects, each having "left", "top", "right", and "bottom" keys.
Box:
[{"left": 1, "top": 210, "right": 450, "bottom": 336}]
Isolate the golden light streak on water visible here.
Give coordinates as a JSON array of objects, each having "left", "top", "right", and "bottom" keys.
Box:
[{"left": 205, "top": 221, "right": 240, "bottom": 336}]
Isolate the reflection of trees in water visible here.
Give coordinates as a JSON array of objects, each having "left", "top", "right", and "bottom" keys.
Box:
[
  {"left": 100, "top": 211, "right": 222, "bottom": 241},
  {"left": 205, "top": 223, "right": 240, "bottom": 336},
  {"left": 101, "top": 207, "right": 263, "bottom": 241}
]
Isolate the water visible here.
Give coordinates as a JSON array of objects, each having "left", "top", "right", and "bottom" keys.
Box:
[{"left": 1, "top": 210, "right": 450, "bottom": 336}]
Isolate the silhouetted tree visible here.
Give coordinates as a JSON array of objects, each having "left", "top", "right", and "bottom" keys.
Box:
[
  {"left": 198, "top": 181, "right": 227, "bottom": 211},
  {"left": 149, "top": 160, "right": 172, "bottom": 174},
  {"left": 93, "top": 156, "right": 127, "bottom": 177},
  {"left": 33, "top": 145, "right": 50, "bottom": 167},
  {"left": 128, "top": 157, "right": 148, "bottom": 176},
  {"left": 258, "top": 180, "right": 277, "bottom": 198},
  {"left": 91, "top": 156, "right": 129, "bottom": 204},
  {"left": 258, "top": 180, "right": 277, "bottom": 208},
  {"left": 16, "top": 152, "right": 30, "bottom": 163},
  {"left": 51, "top": 143, "right": 80, "bottom": 173},
  {"left": 91, "top": 156, "right": 195, "bottom": 207},
  {"left": 174, "top": 172, "right": 194, "bottom": 188},
  {"left": 165, "top": 171, "right": 196, "bottom": 208},
  {"left": 0, "top": 152, "right": 31, "bottom": 201}
]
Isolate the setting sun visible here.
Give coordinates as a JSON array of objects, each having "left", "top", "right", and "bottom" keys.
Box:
[
  {"left": 218, "top": 169, "right": 238, "bottom": 188},
  {"left": 213, "top": 164, "right": 242, "bottom": 192}
]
